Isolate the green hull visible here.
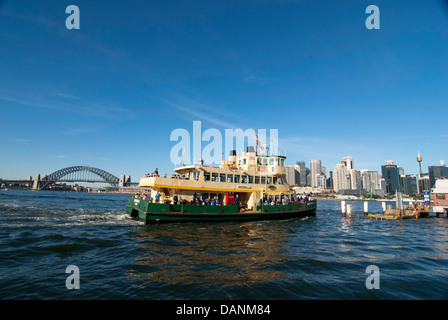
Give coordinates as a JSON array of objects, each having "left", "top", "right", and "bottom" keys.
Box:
[{"left": 126, "top": 198, "right": 317, "bottom": 224}]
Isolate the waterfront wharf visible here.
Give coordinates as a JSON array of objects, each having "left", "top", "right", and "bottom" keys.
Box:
[{"left": 340, "top": 200, "right": 444, "bottom": 220}]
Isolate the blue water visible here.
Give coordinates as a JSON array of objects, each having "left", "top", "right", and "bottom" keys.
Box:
[{"left": 0, "top": 189, "right": 447, "bottom": 300}]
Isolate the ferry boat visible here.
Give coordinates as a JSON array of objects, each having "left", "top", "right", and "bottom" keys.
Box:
[
  {"left": 430, "top": 179, "right": 448, "bottom": 216},
  {"left": 126, "top": 147, "right": 317, "bottom": 224}
]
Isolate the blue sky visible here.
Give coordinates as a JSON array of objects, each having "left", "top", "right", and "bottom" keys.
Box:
[{"left": 1, "top": 0, "right": 448, "bottom": 181}]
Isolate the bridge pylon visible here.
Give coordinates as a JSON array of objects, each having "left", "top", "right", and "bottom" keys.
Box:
[{"left": 32, "top": 174, "right": 41, "bottom": 190}]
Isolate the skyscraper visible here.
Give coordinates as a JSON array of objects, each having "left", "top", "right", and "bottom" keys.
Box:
[
  {"left": 341, "top": 156, "right": 354, "bottom": 170},
  {"left": 332, "top": 163, "right": 351, "bottom": 192},
  {"left": 401, "top": 174, "right": 418, "bottom": 196},
  {"left": 286, "top": 161, "right": 309, "bottom": 186},
  {"left": 381, "top": 161, "right": 402, "bottom": 194},
  {"left": 428, "top": 161, "right": 448, "bottom": 188},
  {"left": 285, "top": 165, "right": 300, "bottom": 186},
  {"left": 310, "top": 160, "right": 322, "bottom": 188},
  {"left": 332, "top": 156, "right": 359, "bottom": 192},
  {"left": 296, "top": 161, "right": 307, "bottom": 186}
]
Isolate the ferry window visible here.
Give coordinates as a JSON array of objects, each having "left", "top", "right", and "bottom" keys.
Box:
[
  {"left": 271, "top": 167, "right": 275, "bottom": 172},
  {"left": 243, "top": 158, "right": 247, "bottom": 165},
  {"left": 204, "top": 172, "right": 210, "bottom": 181},
  {"left": 241, "top": 175, "right": 247, "bottom": 183},
  {"left": 257, "top": 158, "right": 262, "bottom": 165},
  {"left": 227, "top": 174, "right": 233, "bottom": 183},
  {"left": 273, "top": 177, "right": 278, "bottom": 184},
  {"left": 235, "top": 175, "right": 240, "bottom": 183},
  {"left": 219, "top": 173, "right": 226, "bottom": 182},
  {"left": 212, "top": 172, "right": 218, "bottom": 181},
  {"left": 278, "top": 178, "right": 283, "bottom": 184},
  {"left": 193, "top": 171, "right": 201, "bottom": 181},
  {"left": 262, "top": 158, "right": 268, "bottom": 166},
  {"left": 238, "top": 160, "right": 242, "bottom": 165},
  {"left": 248, "top": 176, "right": 253, "bottom": 184},
  {"left": 261, "top": 176, "right": 266, "bottom": 184},
  {"left": 281, "top": 159, "right": 285, "bottom": 166},
  {"left": 269, "top": 158, "right": 274, "bottom": 165},
  {"left": 267, "top": 177, "right": 272, "bottom": 184},
  {"left": 436, "top": 194, "right": 446, "bottom": 200},
  {"left": 202, "top": 193, "right": 209, "bottom": 200},
  {"left": 255, "top": 176, "right": 260, "bottom": 184}
]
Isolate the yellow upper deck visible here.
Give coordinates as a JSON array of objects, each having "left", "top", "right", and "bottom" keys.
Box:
[{"left": 138, "top": 148, "right": 291, "bottom": 193}]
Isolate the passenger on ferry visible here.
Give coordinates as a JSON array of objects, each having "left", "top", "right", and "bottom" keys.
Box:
[
  {"left": 234, "top": 194, "right": 240, "bottom": 209},
  {"left": 154, "top": 168, "right": 159, "bottom": 176}
]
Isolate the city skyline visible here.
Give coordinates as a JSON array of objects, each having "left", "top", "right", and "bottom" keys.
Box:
[
  {"left": 286, "top": 153, "right": 446, "bottom": 195},
  {"left": 1, "top": 1, "right": 448, "bottom": 180}
]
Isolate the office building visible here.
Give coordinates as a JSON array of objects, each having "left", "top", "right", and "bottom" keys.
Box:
[
  {"left": 418, "top": 174, "right": 431, "bottom": 193},
  {"left": 332, "top": 163, "right": 351, "bottom": 192},
  {"left": 341, "top": 156, "right": 354, "bottom": 170},
  {"left": 296, "top": 161, "right": 307, "bottom": 186},
  {"left": 428, "top": 161, "right": 448, "bottom": 188},
  {"left": 310, "top": 160, "right": 322, "bottom": 188},
  {"left": 316, "top": 174, "right": 327, "bottom": 189},
  {"left": 401, "top": 174, "right": 418, "bottom": 196},
  {"left": 285, "top": 161, "right": 309, "bottom": 186},
  {"left": 381, "top": 160, "right": 403, "bottom": 194},
  {"left": 360, "top": 170, "right": 387, "bottom": 196},
  {"left": 285, "top": 165, "right": 300, "bottom": 186}
]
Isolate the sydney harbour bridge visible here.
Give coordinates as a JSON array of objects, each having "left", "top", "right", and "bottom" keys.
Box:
[{"left": 0, "top": 166, "right": 137, "bottom": 190}]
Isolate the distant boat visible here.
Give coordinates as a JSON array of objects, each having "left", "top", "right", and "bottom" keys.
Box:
[{"left": 126, "top": 147, "right": 317, "bottom": 224}]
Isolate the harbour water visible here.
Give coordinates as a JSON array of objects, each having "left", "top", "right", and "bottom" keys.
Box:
[{"left": 1, "top": 189, "right": 447, "bottom": 300}]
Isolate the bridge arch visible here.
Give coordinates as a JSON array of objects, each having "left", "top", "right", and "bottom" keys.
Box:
[{"left": 44, "top": 166, "right": 120, "bottom": 186}]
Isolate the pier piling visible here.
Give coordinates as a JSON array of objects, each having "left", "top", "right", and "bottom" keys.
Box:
[
  {"left": 364, "top": 201, "right": 368, "bottom": 217},
  {"left": 341, "top": 201, "right": 346, "bottom": 217},
  {"left": 346, "top": 204, "right": 353, "bottom": 218}
]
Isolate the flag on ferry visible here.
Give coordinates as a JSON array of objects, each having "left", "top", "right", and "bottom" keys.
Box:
[{"left": 256, "top": 135, "right": 264, "bottom": 154}]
